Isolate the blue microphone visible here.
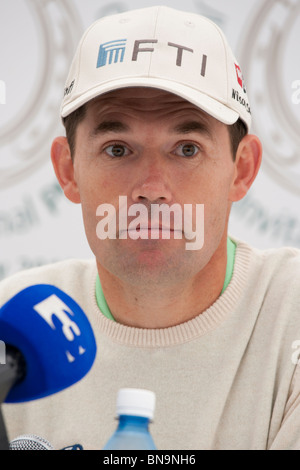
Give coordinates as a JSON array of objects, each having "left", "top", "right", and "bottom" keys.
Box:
[{"left": 0, "top": 284, "right": 97, "bottom": 403}]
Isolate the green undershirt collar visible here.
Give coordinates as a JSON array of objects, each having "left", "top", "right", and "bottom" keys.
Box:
[
  {"left": 221, "top": 237, "right": 236, "bottom": 294},
  {"left": 95, "top": 275, "right": 116, "bottom": 322},
  {"left": 95, "top": 237, "right": 236, "bottom": 322}
]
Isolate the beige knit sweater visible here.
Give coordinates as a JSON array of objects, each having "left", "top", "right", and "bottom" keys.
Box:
[{"left": 2, "top": 238, "right": 300, "bottom": 450}]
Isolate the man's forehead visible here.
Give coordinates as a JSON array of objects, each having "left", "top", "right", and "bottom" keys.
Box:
[
  {"left": 86, "top": 87, "right": 215, "bottom": 123},
  {"left": 99, "top": 87, "right": 176, "bottom": 100},
  {"left": 82, "top": 87, "right": 223, "bottom": 145}
]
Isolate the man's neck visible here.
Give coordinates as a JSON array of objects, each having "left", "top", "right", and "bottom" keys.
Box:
[{"left": 96, "top": 236, "right": 230, "bottom": 329}]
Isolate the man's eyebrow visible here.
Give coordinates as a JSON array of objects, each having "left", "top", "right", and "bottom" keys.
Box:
[
  {"left": 89, "top": 119, "right": 213, "bottom": 139},
  {"left": 90, "top": 120, "right": 130, "bottom": 137},
  {"left": 171, "top": 121, "right": 213, "bottom": 139}
]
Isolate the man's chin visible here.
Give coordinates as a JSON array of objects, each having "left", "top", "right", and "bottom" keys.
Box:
[{"left": 96, "top": 242, "right": 201, "bottom": 288}]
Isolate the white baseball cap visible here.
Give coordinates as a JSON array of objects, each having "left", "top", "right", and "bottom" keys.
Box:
[{"left": 61, "top": 5, "right": 251, "bottom": 130}]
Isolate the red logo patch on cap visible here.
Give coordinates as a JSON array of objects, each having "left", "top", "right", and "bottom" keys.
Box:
[{"left": 235, "top": 64, "right": 243, "bottom": 89}]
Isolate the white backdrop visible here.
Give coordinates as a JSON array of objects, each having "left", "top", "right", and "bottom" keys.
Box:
[{"left": 0, "top": 0, "right": 300, "bottom": 281}]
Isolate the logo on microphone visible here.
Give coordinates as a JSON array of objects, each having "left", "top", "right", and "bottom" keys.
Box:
[
  {"left": 0, "top": 340, "right": 6, "bottom": 364},
  {"left": 33, "top": 295, "right": 86, "bottom": 363}
]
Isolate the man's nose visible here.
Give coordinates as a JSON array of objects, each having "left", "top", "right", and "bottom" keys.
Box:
[{"left": 131, "top": 155, "right": 173, "bottom": 204}]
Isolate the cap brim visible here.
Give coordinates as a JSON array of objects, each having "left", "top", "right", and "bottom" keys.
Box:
[{"left": 61, "top": 77, "right": 239, "bottom": 126}]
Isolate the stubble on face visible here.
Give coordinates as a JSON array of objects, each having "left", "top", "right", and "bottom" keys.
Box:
[{"left": 73, "top": 88, "right": 235, "bottom": 292}]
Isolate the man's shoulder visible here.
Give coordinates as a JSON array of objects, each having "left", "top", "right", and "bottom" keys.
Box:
[
  {"left": 0, "top": 258, "right": 97, "bottom": 305},
  {"left": 235, "top": 237, "right": 300, "bottom": 265},
  {"left": 234, "top": 237, "right": 300, "bottom": 289}
]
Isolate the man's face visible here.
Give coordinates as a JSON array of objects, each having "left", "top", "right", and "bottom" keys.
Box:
[{"left": 71, "top": 88, "right": 237, "bottom": 287}]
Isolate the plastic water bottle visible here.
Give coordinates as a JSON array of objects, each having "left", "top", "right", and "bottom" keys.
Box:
[{"left": 102, "top": 388, "right": 157, "bottom": 450}]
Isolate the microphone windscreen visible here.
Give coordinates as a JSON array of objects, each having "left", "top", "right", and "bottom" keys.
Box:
[
  {"left": 9, "top": 434, "right": 54, "bottom": 450},
  {"left": 0, "top": 284, "right": 97, "bottom": 403}
]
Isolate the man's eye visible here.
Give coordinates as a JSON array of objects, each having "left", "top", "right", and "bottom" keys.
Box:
[
  {"left": 174, "top": 143, "right": 200, "bottom": 157},
  {"left": 104, "top": 144, "right": 130, "bottom": 157}
]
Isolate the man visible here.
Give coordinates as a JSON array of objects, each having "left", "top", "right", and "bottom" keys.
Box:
[{"left": 2, "top": 6, "right": 300, "bottom": 450}]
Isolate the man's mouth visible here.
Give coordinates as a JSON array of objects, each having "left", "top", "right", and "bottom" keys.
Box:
[{"left": 119, "top": 223, "right": 182, "bottom": 239}]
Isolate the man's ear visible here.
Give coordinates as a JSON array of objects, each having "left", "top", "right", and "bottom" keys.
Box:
[
  {"left": 229, "top": 134, "right": 262, "bottom": 202},
  {"left": 51, "top": 136, "right": 81, "bottom": 204}
]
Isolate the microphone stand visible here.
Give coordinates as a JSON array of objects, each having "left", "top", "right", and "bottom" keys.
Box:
[{"left": 0, "top": 346, "right": 26, "bottom": 450}]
